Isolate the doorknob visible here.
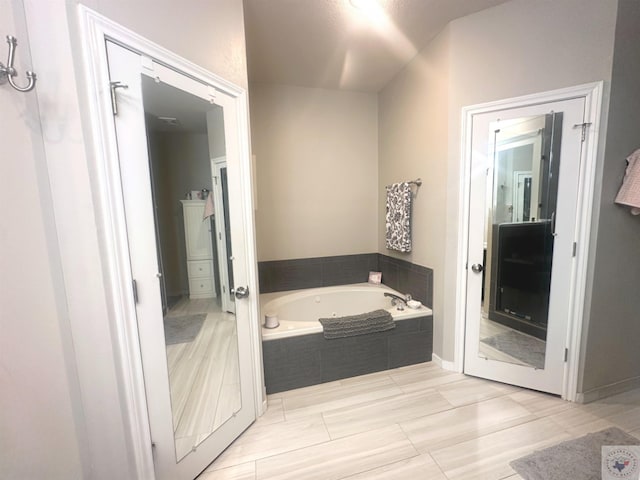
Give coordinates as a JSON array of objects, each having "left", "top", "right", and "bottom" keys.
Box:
[
  {"left": 232, "top": 286, "right": 249, "bottom": 299},
  {"left": 471, "top": 264, "right": 484, "bottom": 273}
]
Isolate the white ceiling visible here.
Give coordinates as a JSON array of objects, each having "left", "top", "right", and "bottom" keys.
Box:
[
  {"left": 244, "top": 0, "right": 510, "bottom": 92},
  {"left": 142, "top": 76, "right": 216, "bottom": 134}
]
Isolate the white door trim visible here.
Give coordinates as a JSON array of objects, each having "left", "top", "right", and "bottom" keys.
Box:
[
  {"left": 77, "top": 6, "right": 264, "bottom": 478},
  {"left": 211, "top": 156, "right": 236, "bottom": 314},
  {"left": 454, "top": 82, "right": 603, "bottom": 401}
]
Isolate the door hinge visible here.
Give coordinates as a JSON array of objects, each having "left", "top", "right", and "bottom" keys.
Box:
[
  {"left": 110, "top": 81, "right": 129, "bottom": 116},
  {"left": 564, "top": 348, "right": 569, "bottom": 362},
  {"left": 222, "top": 285, "right": 226, "bottom": 293},
  {"left": 214, "top": 176, "right": 218, "bottom": 185},
  {"left": 151, "top": 441, "right": 157, "bottom": 461},
  {"left": 573, "top": 122, "right": 592, "bottom": 142},
  {"left": 572, "top": 242, "right": 577, "bottom": 257},
  {"left": 132, "top": 279, "right": 139, "bottom": 304}
]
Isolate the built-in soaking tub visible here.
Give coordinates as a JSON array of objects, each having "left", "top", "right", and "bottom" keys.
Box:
[{"left": 260, "top": 283, "right": 433, "bottom": 393}]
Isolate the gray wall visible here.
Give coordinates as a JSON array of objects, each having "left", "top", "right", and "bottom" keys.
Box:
[
  {"left": 378, "top": 26, "right": 451, "bottom": 361},
  {"left": 580, "top": 0, "right": 640, "bottom": 395},
  {"left": 150, "top": 133, "right": 213, "bottom": 297},
  {"left": 442, "top": 0, "right": 618, "bottom": 362},
  {"left": 378, "top": 0, "right": 618, "bottom": 362},
  {"left": 251, "top": 83, "right": 379, "bottom": 261}
]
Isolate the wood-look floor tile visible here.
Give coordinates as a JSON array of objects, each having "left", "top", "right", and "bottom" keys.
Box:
[
  {"left": 400, "top": 396, "right": 537, "bottom": 453},
  {"left": 255, "top": 424, "right": 418, "bottom": 480},
  {"left": 580, "top": 389, "right": 640, "bottom": 433},
  {"left": 431, "top": 417, "right": 569, "bottom": 480},
  {"left": 255, "top": 398, "right": 285, "bottom": 426},
  {"left": 322, "top": 389, "right": 452, "bottom": 439},
  {"left": 547, "top": 406, "right": 616, "bottom": 436},
  {"left": 341, "top": 452, "right": 447, "bottom": 480},
  {"left": 508, "top": 389, "right": 573, "bottom": 417},
  {"left": 199, "top": 461, "right": 255, "bottom": 480},
  {"left": 165, "top": 298, "right": 242, "bottom": 460},
  {"left": 435, "top": 376, "right": 510, "bottom": 407},
  {"left": 210, "top": 415, "right": 330, "bottom": 470},
  {"left": 389, "top": 362, "right": 467, "bottom": 393},
  {"left": 281, "top": 376, "right": 403, "bottom": 420}
]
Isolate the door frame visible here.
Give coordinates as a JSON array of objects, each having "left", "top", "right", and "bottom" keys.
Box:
[
  {"left": 78, "top": 6, "right": 265, "bottom": 478},
  {"left": 454, "top": 82, "right": 604, "bottom": 401},
  {"left": 211, "top": 156, "right": 236, "bottom": 314}
]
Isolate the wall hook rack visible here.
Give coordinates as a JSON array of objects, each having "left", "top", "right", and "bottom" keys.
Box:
[{"left": 0, "top": 35, "right": 37, "bottom": 92}]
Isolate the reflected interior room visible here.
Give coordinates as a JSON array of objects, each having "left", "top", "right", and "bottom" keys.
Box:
[
  {"left": 478, "top": 113, "right": 561, "bottom": 370},
  {"left": 143, "top": 77, "right": 241, "bottom": 460}
]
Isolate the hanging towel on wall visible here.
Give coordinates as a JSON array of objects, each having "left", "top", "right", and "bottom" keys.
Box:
[
  {"left": 386, "top": 182, "right": 413, "bottom": 252},
  {"left": 615, "top": 148, "right": 640, "bottom": 215},
  {"left": 203, "top": 192, "right": 215, "bottom": 220}
]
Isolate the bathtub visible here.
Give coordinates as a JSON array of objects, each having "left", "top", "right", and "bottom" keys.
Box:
[
  {"left": 260, "top": 283, "right": 432, "bottom": 341},
  {"left": 260, "top": 283, "right": 434, "bottom": 393}
]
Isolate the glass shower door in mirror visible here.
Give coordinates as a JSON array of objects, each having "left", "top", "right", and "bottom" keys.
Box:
[{"left": 463, "top": 97, "right": 586, "bottom": 395}]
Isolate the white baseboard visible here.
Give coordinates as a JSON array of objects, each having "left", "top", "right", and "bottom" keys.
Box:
[
  {"left": 576, "top": 375, "right": 640, "bottom": 404},
  {"left": 432, "top": 353, "right": 457, "bottom": 372}
]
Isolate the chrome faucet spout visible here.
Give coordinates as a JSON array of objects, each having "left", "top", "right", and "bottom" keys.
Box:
[{"left": 384, "top": 292, "right": 407, "bottom": 305}]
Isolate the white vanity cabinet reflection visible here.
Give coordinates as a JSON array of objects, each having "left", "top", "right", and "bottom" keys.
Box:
[{"left": 181, "top": 200, "right": 216, "bottom": 299}]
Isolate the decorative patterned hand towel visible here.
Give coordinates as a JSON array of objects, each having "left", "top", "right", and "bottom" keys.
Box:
[
  {"left": 386, "top": 182, "right": 413, "bottom": 252},
  {"left": 615, "top": 148, "right": 640, "bottom": 215},
  {"left": 319, "top": 309, "right": 395, "bottom": 339}
]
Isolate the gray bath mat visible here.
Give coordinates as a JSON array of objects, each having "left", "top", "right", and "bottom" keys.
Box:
[
  {"left": 481, "top": 330, "right": 546, "bottom": 369},
  {"left": 164, "top": 314, "right": 206, "bottom": 345},
  {"left": 511, "top": 427, "right": 639, "bottom": 480},
  {"left": 319, "top": 309, "right": 395, "bottom": 339}
]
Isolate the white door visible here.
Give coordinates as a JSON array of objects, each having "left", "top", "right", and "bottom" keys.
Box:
[
  {"left": 106, "top": 41, "right": 255, "bottom": 479},
  {"left": 464, "top": 97, "right": 585, "bottom": 394}
]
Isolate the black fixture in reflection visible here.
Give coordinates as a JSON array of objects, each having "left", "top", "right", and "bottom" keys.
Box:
[{"left": 487, "top": 112, "right": 563, "bottom": 341}]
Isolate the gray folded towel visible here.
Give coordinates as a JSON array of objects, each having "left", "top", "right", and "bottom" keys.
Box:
[{"left": 319, "top": 309, "right": 395, "bottom": 339}]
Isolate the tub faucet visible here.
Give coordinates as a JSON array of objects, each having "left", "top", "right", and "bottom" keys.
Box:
[{"left": 384, "top": 292, "right": 409, "bottom": 309}]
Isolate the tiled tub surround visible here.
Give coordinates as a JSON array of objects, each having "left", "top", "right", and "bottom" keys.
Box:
[
  {"left": 258, "top": 253, "right": 433, "bottom": 308},
  {"left": 261, "top": 284, "right": 433, "bottom": 394}
]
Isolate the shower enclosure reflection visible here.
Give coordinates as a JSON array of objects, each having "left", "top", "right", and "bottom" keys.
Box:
[
  {"left": 478, "top": 113, "right": 562, "bottom": 369},
  {"left": 142, "top": 77, "right": 241, "bottom": 460}
]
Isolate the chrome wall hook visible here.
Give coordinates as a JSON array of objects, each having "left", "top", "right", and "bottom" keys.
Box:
[{"left": 0, "top": 35, "right": 37, "bottom": 92}]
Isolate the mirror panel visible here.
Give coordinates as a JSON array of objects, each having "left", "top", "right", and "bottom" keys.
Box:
[
  {"left": 478, "top": 113, "right": 562, "bottom": 370},
  {"left": 142, "top": 77, "right": 242, "bottom": 461}
]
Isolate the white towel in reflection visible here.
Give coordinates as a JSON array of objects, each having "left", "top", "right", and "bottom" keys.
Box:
[
  {"left": 203, "top": 192, "right": 215, "bottom": 220},
  {"left": 615, "top": 148, "right": 640, "bottom": 215}
]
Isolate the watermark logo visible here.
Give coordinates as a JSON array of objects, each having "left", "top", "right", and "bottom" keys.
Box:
[{"left": 603, "top": 446, "right": 640, "bottom": 479}]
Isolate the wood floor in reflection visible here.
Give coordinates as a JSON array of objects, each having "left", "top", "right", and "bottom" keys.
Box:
[
  {"left": 165, "top": 297, "right": 241, "bottom": 460},
  {"left": 198, "top": 361, "right": 640, "bottom": 480}
]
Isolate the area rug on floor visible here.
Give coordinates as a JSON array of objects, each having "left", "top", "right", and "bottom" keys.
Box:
[
  {"left": 163, "top": 314, "right": 206, "bottom": 345},
  {"left": 510, "top": 427, "right": 639, "bottom": 480},
  {"left": 481, "top": 329, "right": 546, "bottom": 369}
]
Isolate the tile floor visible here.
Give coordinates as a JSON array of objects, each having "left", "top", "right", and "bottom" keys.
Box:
[
  {"left": 165, "top": 297, "right": 241, "bottom": 460},
  {"left": 197, "top": 362, "right": 640, "bottom": 480}
]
